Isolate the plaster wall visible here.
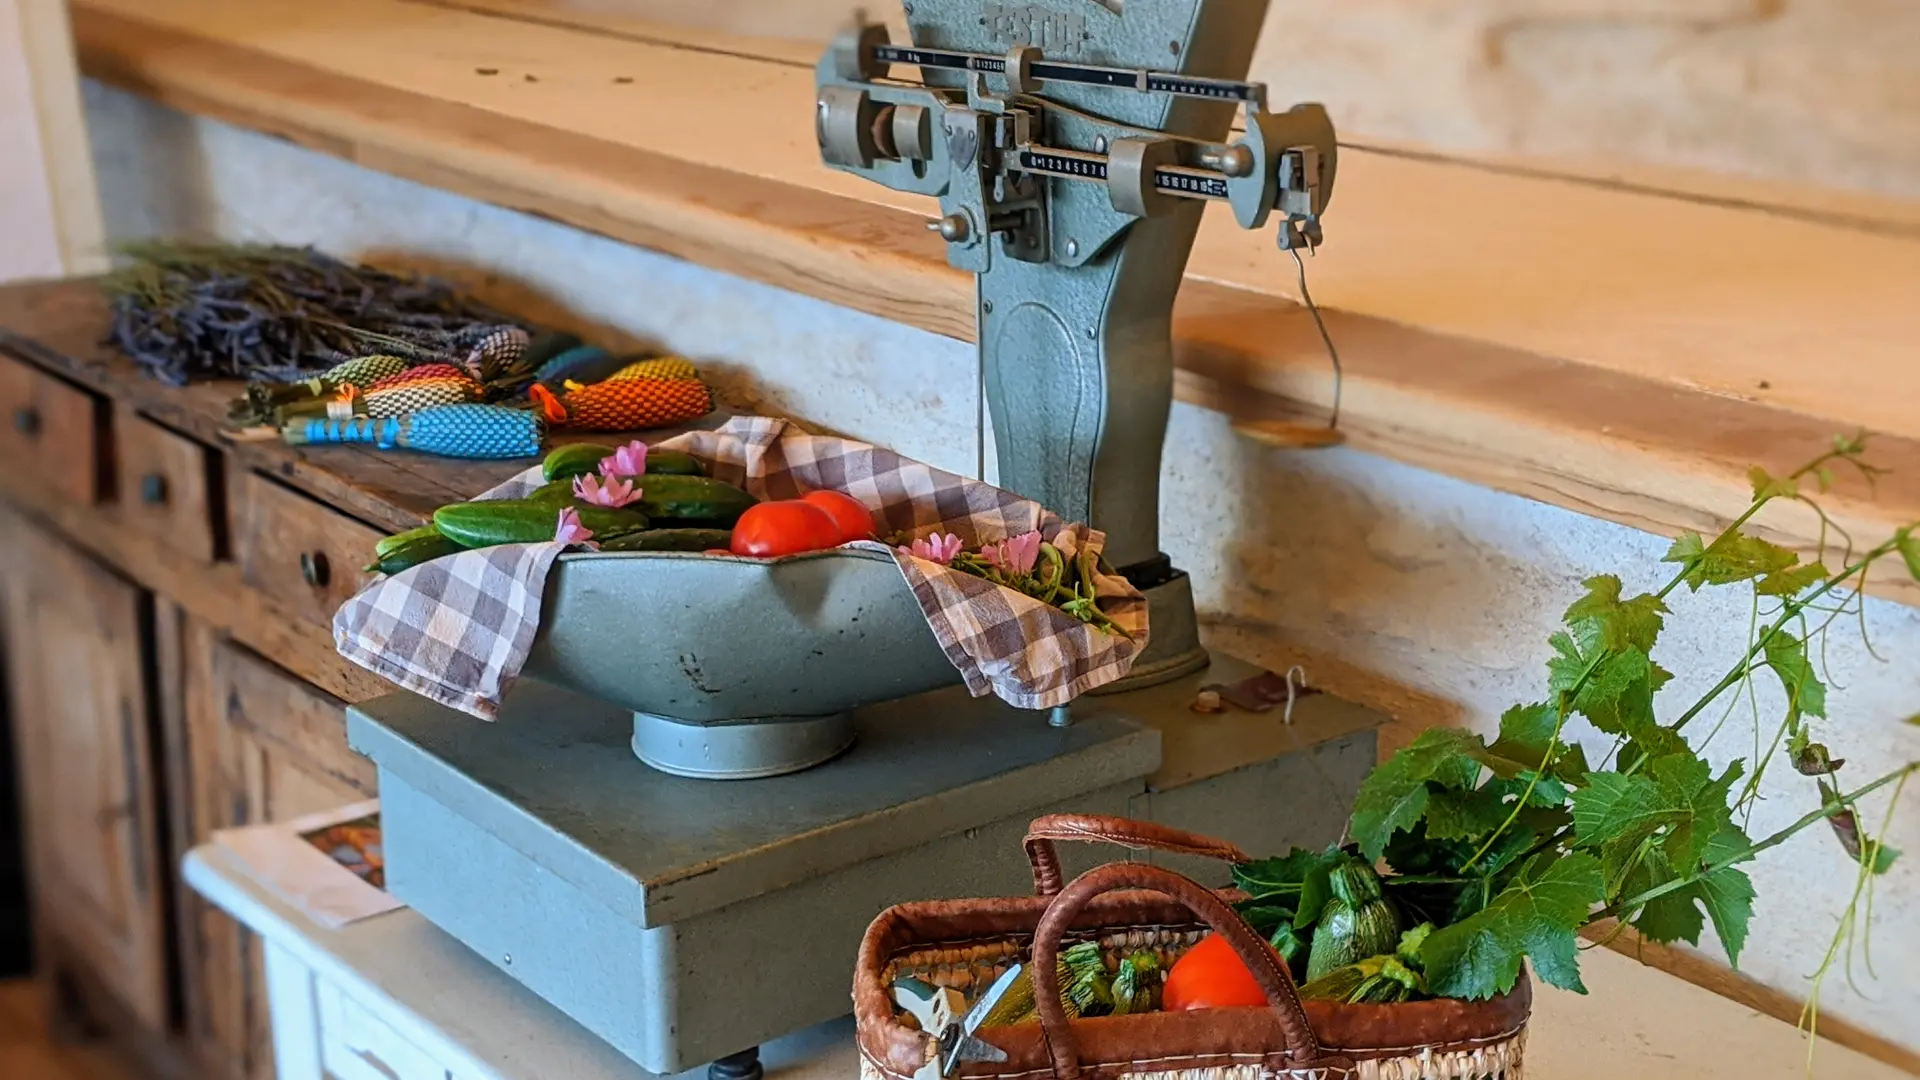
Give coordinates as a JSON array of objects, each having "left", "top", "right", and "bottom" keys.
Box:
[{"left": 81, "top": 80, "right": 1920, "bottom": 1053}]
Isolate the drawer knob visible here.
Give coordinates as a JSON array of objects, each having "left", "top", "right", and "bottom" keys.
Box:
[
  {"left": 139, "top": 473, "right": 169, "bottom": 505},
  {"left": 300, "top": 550, "right": 332, "bottom": 588},
  {"left": 12, "top": 406, "right": 39, "bottom": 437}
]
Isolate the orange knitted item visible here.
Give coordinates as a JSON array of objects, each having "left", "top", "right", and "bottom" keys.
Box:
[
  {"left": 530, "top": 378, "right": 712, "bottom": 431},
  {"left": 606, "top": 356, "right": 698, "bottom": 382},
  {"left": 366, "top": 363, "right": 468, "bottom": 392}
]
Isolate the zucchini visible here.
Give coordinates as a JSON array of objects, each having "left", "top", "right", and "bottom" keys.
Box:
[
  {"left": 433, "top": 499, "right": 649, "bottom": 548},
  {"left": 1305, "top": 859, "right": 1400, "bottom": 983},
  {"left": 635, "top": 474, "right": 757, "bottom": 525},
  {"left": 375, "top": 524, "right": 441, "bottom": 560},
  {"left": 542, "top": 442, "right": 616, "bottom": 482},
  {"left": 598, "top": 528, "right": 733, "bottom": 552},
  {"left": 366, "top": 531, "right": 467, "bottom": 575}
]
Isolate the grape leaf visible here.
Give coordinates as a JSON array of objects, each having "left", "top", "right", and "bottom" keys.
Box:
[
  {"left": 1421, "top": 853, "right": 1606, "bottom": 998},
  {"left": 1748, "top": 466, "right": 1798, "bottom": 501},
  {"left": 1232, "top": 846, "right": 1344, "bottom": 900},
  {"left": 1764, "top": 633, "right": 1829, "bottom": 718},
  {"left": 1235, "top": 902, "right": 1294, "bottom": 937},
  {"left": 1662, "top": 530, "right": 1799, "bottom": 592},
  {"left": 1547, "top": 633, "right": 1673, "bottom": 753},
  {"left": 1486, "top": 702, "right": 1558, "bottom": 770},
  {"left": 1626, "top": 848, "right": 1705, "bottom": 946},
  {"left": 1901, "top": 528, "right": 1920, "bottom": 582},
  {"left": 1424, "top": 785, "right": 1515, "bottom": 841},
  {"left": 1349, "top": 728, "right": 1487, "bottom": 860},
  {"left": 1571, "top": 772, "right": 1671, "bottom": 851},
  {"left": 1564, "top": 575, "right": 1667, "bottom": 652},
  {"left": 1695, "top": 825, "right": 1758, "bottom": 964},
  {"left": 1756, "top": 559, "right": 1829, "bottom": 597},
  {"left": 1649, "top": 755, "right": 1743, "bottom": 867}
]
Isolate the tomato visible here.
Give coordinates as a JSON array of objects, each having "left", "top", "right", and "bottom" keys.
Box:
[
  {"left": 729, "top": 500, "right": 844, "bottom": 558},
  {"left": 801, "top": 489, "right": 877, "bottom": 543},
  {"left": 1162, "top": 933, "right": 1269, "bottom": 1011}
]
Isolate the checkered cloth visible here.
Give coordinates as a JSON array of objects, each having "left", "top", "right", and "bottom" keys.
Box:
[{"left": 333, "top": 416, "right": 1148, "bottom": 719}]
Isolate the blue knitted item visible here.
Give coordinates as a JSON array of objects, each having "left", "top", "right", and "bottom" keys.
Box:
[{"left": 289, "top": 404, "right": 541, "bottom": 459}]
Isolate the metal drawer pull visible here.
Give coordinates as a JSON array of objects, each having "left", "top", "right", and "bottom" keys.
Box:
[
  {"left": 300, "top": 550, "right": 331, "bottom": 588},
  {"left": 12, "top": 406, "right": 40, "bottom": 436},
  {"left": 140, "top": 473, "right": 169, "bottom": 505}
]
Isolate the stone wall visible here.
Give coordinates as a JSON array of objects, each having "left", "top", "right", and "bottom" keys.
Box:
[{"left": 81, "top": 80, "right": 1920, "bottom": 1054}]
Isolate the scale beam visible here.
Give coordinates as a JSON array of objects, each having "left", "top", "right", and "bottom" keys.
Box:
[{"left": 873, "top": 44, "right": 1266, "bottom": 104}]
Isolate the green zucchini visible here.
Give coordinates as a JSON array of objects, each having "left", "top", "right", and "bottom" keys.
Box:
[
  {"left": 542, "top": 443, "right": 616, "bottom": 482},
  {"left": 433, "top": 499, "right": 649, "bottom": 548},
  {"left": 375, "top": 524, "right": 442, "bottom": 560},
  {"left": 598, "top": 528, "right": 733, "bottom": 552},
  {"left": 635, "top": 474, "right": 757, "bottom": 525},
  {"left": 1305, "top": 859, "right": 1400, "bottom": 983},
  {"left": 366, "top": 531, "right": 467, "bottom": 575}
]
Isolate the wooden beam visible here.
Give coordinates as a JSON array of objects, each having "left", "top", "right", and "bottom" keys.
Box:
[
  {"left": 0, "top": 0, "right": 107, "bottom": 279},
  {"left": 64, "top": 0, "right": 1920, "bottom": 614}
]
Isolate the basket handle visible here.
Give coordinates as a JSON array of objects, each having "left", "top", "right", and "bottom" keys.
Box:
[
  {"left": 1029, "top": 862, "right": 1323, "bottom": 1080},
  {"left": 1024, "top": 814, "right": 1250, "bottom": 896}
]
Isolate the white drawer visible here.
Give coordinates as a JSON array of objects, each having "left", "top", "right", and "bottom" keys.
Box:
[{"left": 317, "top": 978, "right": 456, "bottom": 1080}]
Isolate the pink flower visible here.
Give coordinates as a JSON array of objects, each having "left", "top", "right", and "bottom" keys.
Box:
[
  {"left": 599, "top": 440, "right": 648, "bottom": 478},
  {"left": 553, "top": 506, "right": 598, "bottom": 548},
  {"left": 898, "top": 532, "right": 964, "bottom": 565},
  {"left": 572, "top": 471, "right": 641, "bottom": 508},
  {"left": 981, "top": 531, "right": 1043, "bottom": 576}
]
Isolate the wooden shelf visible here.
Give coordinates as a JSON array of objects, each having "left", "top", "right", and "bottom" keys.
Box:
[{"left": 70, "top": 0, "right": 1920, "bottom": 606}]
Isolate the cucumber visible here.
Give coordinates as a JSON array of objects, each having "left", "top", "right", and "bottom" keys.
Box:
[
  {"left": 542, "top": 443, "right": 707, "bottom": 482},
  {"left": 635, "top": 474, "right": 757, "bottom": 526},
  {"left": 598, "top": 528, "right": 733, "bottom": 552},
  {"left": 366, "top": 531, "right": 467, "bottom": 574},
  {"left": 643, "top": 449, "right": 705, "bottom": 476},
  {"left": 542, "top": 443, "right": 616, "bottom": 482},
  {"left": 375, "top": 524, "right": 442, "bottom": 560},
  {"left": 529, "top": 479, "right": 578, "bottom": 506},
  {"left": 433, "top": 499, "right": 649, "bottom": 547}
]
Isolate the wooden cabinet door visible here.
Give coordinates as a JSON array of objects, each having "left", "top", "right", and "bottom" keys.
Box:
[
  {"left": 174, "top": 620, "right": 376, "bottom": 1080},
  {"left": 0, "top": 514, "right": 169, "bottom": 1032}
]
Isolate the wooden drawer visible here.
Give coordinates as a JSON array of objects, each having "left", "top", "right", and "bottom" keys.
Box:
[
  {"left": 317, "top": 980, "right": 455, "bottom": 1080},
  {"left": 216, "top": 638, "right": 378, "bottom": 798},
  {"left": 114, "top": 407, "right": 223, "bottom": 562},
  {"left": 0, "top": 351, "right": 105, "bottom": 504},
  {"left": 235, "top": 471, "right": 385, "bottom": 627}
]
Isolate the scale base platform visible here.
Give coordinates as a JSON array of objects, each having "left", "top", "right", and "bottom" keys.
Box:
[{"left": 346, "top": 651, "right": 1379, "bottom": 1075}]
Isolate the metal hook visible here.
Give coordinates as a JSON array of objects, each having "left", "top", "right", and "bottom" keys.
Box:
[{"left": 1282, "top": 664, "right": 1307, "bottom": 725}]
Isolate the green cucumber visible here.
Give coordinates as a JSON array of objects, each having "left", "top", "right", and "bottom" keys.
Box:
[
  {"left": 635, "top": 474, "right": 757, "bottom": 526},
  {"left": 598, "top": 528, "right": 733, "bottom": 552},
  {"left": 433, "top": 499, "right": 649, "bottom": 547},
  {"left": 366, "top": 532, "right": 467, "bottom": 574},
  {"left": 543, "top": 443, "right": 707, "bottom": 482},
  {"left": 542, "top": 443, "right": 616, "bottom": 482},
  {"left": 375, "top": 524, "right": 441, "bottom": 560}
]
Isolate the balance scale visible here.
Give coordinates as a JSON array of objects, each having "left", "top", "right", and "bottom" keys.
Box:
[{"left": 346, "top": 1, "right": 1377, "bottom": 1075}]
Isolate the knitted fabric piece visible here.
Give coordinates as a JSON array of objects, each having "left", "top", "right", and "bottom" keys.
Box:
[
  {"left": 322, "top": 354, "right": 410, "bottom": 389},
  {"left": 363, "top": 376, "right": 484, "bottom": 417},
  {"left": 535, "top": 345, "right": 617, "bottom": 385},
  {"left": 606, "top": 356, "right": 698, "bottom": 382},
  {"left": 558, "top": 378, "right": 712, "bottom": 431},
  {"left": 366, "top": 363, "right": 468, "bottom": 391},
  {"left": 401, "top": 404, "right": 543, "bottom": 458},
  {"left": 462, "top": 327, "right": 530, "bottom": 382}
]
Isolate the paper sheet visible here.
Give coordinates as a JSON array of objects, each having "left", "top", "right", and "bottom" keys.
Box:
[{"left": 212, "top": 799, "right": 404, "bottom": 929}]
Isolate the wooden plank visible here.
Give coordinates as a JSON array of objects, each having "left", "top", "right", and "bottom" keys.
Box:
[
  {"left": 0, "top": 0, "right": 107, "bottom": 280},
  {"left": 62, "top": 1, "right": 1920, "bottom": 612}
]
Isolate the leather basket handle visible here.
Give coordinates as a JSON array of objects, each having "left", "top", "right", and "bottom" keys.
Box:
[
  {"left": 1030, "top": 862, "right": 1324, "bottom": 1080},
  {"left": 1024, "top": 814, "right": 1250, "bottom": 896}
]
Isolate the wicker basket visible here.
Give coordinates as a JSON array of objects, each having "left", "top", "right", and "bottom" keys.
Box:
[{"left": 854, "top": 816, "right": 1531, "bottom": 1080}]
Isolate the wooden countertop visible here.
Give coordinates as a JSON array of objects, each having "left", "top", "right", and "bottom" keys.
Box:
[
  {"left": 185, "top": 840, "right": 1906, "bottom": 1080},
  {"left": 66, "top": 0, "right": 1920, "bottom": 609}
]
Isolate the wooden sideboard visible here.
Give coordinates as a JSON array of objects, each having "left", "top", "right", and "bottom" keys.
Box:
[{"left": 0, "top": 277, "right": 567, "bottom": 1080}]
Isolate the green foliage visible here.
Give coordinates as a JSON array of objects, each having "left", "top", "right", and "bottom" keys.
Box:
[{"left": 1237, "top": 438, "right": 1920, "bottom": 1005}]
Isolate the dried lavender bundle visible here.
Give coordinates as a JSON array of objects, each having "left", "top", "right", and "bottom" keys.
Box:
[{"left": 101, "top": 242, "right": 522, "bottom": 386}]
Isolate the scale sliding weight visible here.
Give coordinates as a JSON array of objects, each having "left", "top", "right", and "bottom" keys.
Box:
[{"left": 349, "top": 1, "right": 1371, "bottom": 1075}]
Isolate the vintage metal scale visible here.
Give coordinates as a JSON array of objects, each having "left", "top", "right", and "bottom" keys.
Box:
[{"left": 346, "top": 2, "right": 1372, "bottom": 1077}]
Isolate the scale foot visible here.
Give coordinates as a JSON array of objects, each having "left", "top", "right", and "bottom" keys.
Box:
[{"left": 710, "top": 1046, "right": 763, "bottom": 1080}]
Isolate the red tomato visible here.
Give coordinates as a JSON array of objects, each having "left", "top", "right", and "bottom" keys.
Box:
[
  {"left": 1162, "top": 934, "right": 1269, "bottom": 1011},
  {"left": 801, "top": 489, "right": 877, "bottom": 543},
  {"left": 729, "top": 500, "right": 843, "bottom": 558}
]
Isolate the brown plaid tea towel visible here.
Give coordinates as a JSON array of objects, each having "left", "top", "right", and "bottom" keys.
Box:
[{"left": 333, "top": 416, "right": 1147, "bottom": 719}]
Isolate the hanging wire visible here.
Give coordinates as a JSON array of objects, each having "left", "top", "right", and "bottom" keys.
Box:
[{"left": 1288, "top": 246, "right": 1343, "bottom": 431}]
